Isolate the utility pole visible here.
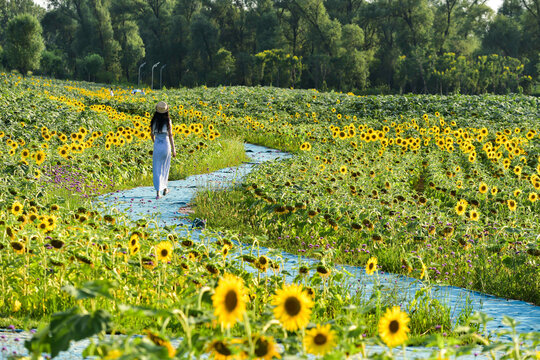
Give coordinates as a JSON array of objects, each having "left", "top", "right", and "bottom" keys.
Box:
[
  {"left": 160, "top": 64, "right": 167, "bottom": 89},
  {"left": 151, "top": 62, "right": 160, "bottom": 90},
  {"left": 138, "top": 62, "right": 146, "bottom": 87}
]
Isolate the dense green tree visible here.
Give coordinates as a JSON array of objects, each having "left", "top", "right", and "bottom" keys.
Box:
[
  {"left": 77, "top": 52, "right": 104, "bottom": 80},
  {"left": 210, "top": 47, "right": 236, "bottom": 85},
  {"left": 5, "top": 13, "right": 45, "bottom": 74},
  {"left": 482, "top": 14, "right": 522, "bottom": 57},
  {"left": 41, "top": 9, "right": 77, "bottom": 58},
  {"left": 188, "top": 12, "right": 219, "bottom": 82},
  {"left": 519, "top": 0, "right": 539, "bottom": 29},
  {"left": 324, "top": 0, "right": 363, "bottom": 24},
  {"left": 276, "top": 0, "right": 305, "bottom": 56},
  {"left": 0, "top": 0, "right": 44, "bottom": 41},
  {"left": 91, "top": 0, "right": 121, "bottom": 80},
  {"left": 332, "top": 23, "right": 368, "bottom": 90},
  {"left": 40, "top": 49, "right": 68, "bottom": 77},
  {"left": 442, "top": 2, "right": 490, "bottom": 56},
  {"left": 114, "top": 20, "right": 145, "bottom": 80},
  {"left": 1, "top": 0, "right": 536, "bottom": 92},
  {"left": 254, "top": 0, "right": 283, "bottom": 51}
]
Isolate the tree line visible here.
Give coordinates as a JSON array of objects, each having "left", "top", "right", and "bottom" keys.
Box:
[{"left": 0, "top": 0, "right": 539, "bottom": 94}]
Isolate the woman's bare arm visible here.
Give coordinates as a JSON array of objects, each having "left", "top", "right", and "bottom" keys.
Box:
[{"left": 168, "top": 120, "right": 176, "bottom": 157}]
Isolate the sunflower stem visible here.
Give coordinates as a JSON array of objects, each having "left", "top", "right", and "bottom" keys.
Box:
[
  {"left": 177, "top": 310, "right": 192, "bottom": 351},
  {"left": 243, "top": 312, "right": 254, "bottom": 356}
]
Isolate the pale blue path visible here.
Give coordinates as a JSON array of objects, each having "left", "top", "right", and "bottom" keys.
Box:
[{"left": 3, "top": 143, "right": 538, "bottom": 359}]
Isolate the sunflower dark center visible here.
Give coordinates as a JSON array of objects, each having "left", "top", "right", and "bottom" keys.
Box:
[
  {"left": 214, "top": 341, "right": 231, "bottom": 355},
  {"left": 224, "top": 290, "right": 238, "bottom": 312},
  {"left": 161, "top": 249, "right": 168, "bottom": 257},
  {"left": 314, "top": 333, "right": 327, "bottom": 345},
  {"left": 389, "top": 320, "right": 400, "bottom": 333},
  {"left": 284, "top": 296, "right": 301, "bottom": 316},
  {"left": 259, "top": 257, "right": 267, "bottom": 265},
  {"left": 254, "top": 338, "right": 269, "bottom": 357},
  {"left": 368, "top": 263, "right": 374, "bottom": 270}
]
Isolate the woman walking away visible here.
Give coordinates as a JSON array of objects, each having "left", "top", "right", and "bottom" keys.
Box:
[{"left": 150, "top": 101, "right": 176, "bottom": 199}]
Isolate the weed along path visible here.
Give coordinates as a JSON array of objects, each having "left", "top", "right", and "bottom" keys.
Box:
[{"left": 2, "top": 143, "right": 539, "bottom": 359}]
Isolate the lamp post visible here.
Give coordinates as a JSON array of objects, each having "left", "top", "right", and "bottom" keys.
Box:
[
  {"left": 151, "top": 62, "right": 160, "bottom": 90},
  {"left": 138, "top": 62, "right": 146, "bottom": 87},
  {"left": 159, "top": 64, "right": 167, "bottom": 89}
]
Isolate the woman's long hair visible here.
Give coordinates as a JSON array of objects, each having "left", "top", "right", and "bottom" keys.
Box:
[{"left": 150, "top": 111, "right": 170, "bottom": 133}]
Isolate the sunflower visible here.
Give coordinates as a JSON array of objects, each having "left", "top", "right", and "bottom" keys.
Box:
[
  {"left": 478, "top": 182, "right": 488, "bottom": 194},
  {"left": 206, "top": 340, "right": 235, "bottom": 360},
  {"left": 145, "top": 330, "right": 176, "bottom": 358},
  {"left": 130, "top": 245, "right": 140, "bottom": 256},
  {"left": 299, "top": 265, "right": 309, "bottom": 276},
  {"left": 339, "top": 165, "right": 347, "bottom": 174},
  {"left": 34, "top": 150, "right": 46, "bottom": 165},
  {"left": 212, "top": 273, "right": 248, "bottom": 328},
  {"left": 304, "top": 324, "right": 336, "bottom": 356},
  {"left": 155, "top": 241, "right": 173, "bottom": 263},
  {"left": 10, "top": 241, "right": 25, "bottom": 254},
  {"left": 469, "top": 209, "right": 479, "bottom": 221},
  {"left": 182, "top": 239, "right": 194, "bottom": 247},
  {"left": 491, "top": 187, "right": 498, "bottom": 196},
  {"left": 221, "top": 246, "right": 229, "bottom": 258},
  {"left": 455, "top": 202, "right": 466, "bottom": 216},
  {"left": 272, "top": 283, "right": 313, "bottom": 331},
  {"left": 255, "top": 255, "right": 270, "bottom": 272},
  {"left": 129, "top": 233, "right": 140, "bottom": 248},
  {"left": 529, "top": 192, "right": 538, "bottom": 202},
  {"left": 142, "top": 256, "right": 156, "bottom": 270},
  {"left": 351, "top": 222, "right": 362, "bottom": 230},
  {"left": 38, "top": 220, "right": 49, "bottom": 232},
  {"left": 188, "top": 250, "right": 201, "bottom": 262},
  {"left": 316, "top": 264, "right": 331, "bottom": 277},
  {"left": 11, "top": 201, "right": 23, "bottom": 216},
  {"left": 378, "top": 306, "right": 410, "bottom": 348},
  {"left": 507, "top": 199, "right": 517, "bottom": 212},
  {"left": 300, "top": 142, "right": 312, "bottom": 151},
  {"left": 206, "top": 263, "right": 220, "bottom": 275},
  {"left": 365, "top": 257, "right": 378, "bottom": 275},
  {"left": 252, "top": 335, "right": 281, "bottom": 359}
]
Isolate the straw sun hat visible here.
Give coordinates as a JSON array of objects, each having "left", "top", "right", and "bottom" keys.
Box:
[{"left": 156, "top": 101, "right": 169, "bottom": 113}]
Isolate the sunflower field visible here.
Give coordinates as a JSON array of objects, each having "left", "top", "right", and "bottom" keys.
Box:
[{"left": 1, "top": 73, "right": 539, "bottom": 359}]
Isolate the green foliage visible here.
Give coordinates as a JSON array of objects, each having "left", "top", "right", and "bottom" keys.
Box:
[
  {"left": 40, "top": 50, "right": 67, "bottom": 78},
  {"left": 1, "top": 0, "right": 537, "bottom": 92},
  {"left": 25, "top": 281, "right": 114, "bottom": 358},
  {"left": 77, "top": 53, "right": 105, "bottom": 81},
  {"left": 394, "top": 52, "right": 533, "bottom": 94},
  {"left": 115, "top": 20, "right": 145, "bottom": 80},
  {"left": 92, "top": 0, "right": 122, "bottom": 80},
  {"left": 4, "top": 13, "right": 44, "bottom": 75}
]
